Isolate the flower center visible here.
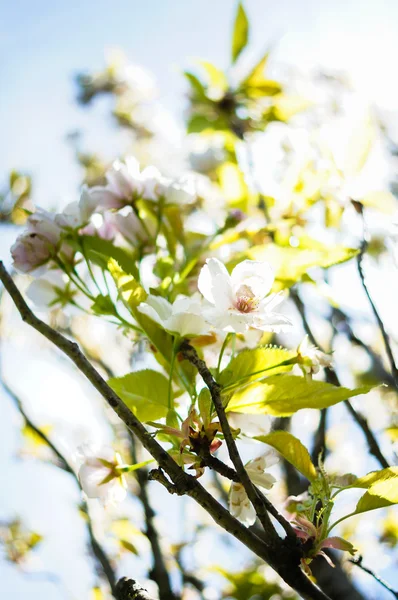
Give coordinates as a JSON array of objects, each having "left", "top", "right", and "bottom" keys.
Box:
[{"left": 234, "top": 285, "right": 259, "bottom": 314}]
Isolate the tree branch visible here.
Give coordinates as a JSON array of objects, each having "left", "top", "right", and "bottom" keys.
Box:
[
  {"left": 180, "top": 340, "right": 282, "bottom": 545},
  {"left": 198, "top": 448, "right": 296, "bottom": 538},
  {"left": 0, "top": 378, "right": 117, "bottom": 594},
  {"left": 0, "top": 263, "right": 333, "bottom": 600},
  {"left": 357, "top": 235, "right": 398, "bottom": 391},
  {"left": 115, "top": 577, "right": 156, "bottom": 600},
  {"left": 350, "top": 556, "right": 398, "bottom": 599},
  {"left": 290, "top": 287, "right": 389, "bottom": 469}
]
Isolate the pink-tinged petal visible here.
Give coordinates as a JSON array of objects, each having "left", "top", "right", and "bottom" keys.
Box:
[
  {"left": 231, "top": 260, "right": 274, "bottom": 299},
  {"left": 319, "top": 537, "right": 356, "bottom": 555},
  {"left": 294, "top": 515, "right": 318, "bottom": 537},
  {"left": 317, "top": 551, "right": 336, "bottom": 568}
]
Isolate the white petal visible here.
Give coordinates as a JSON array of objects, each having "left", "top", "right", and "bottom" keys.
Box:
[
  {"left": 229, "top": 483, "right": 256, "bottom": 527},
  {"left": 165, "top": 313, "right": 209, "bottom": 337},
  {"left": 145, "top": 295, "right": 173, "bottom": 321},
  {"left": 198, "top": 258, "right": 233, "bottom": 307},
  {"left": 231, "top": 260, "right": 274, "bottom": 299}
]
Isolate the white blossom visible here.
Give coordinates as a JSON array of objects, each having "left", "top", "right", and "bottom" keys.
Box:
[
  {"left": 297, "top": 335, "right": 332, "bottom": 375},
  {"left": 26, "top": 271, "right": 67, "bottom": 308},
  {"left": 87, "top": 157, "right": 196, "bottom": 209},
  {"left": 55, "top": 189, "right": 99, "bottom": 230},
  {"left": 111, "top": 209, "right": 154, "bottom": 245},
  {"left": 138, "top": 294, "right": 209, "bottom": 338},
  {"left": 198, "top": 258, "right": 292, "bottom": 333},
  {"left": 77, "top": 444, "right": 127, "bottom": 506},
  {"left": 229, "top": 453, "right": 278, "bottom": 527}
]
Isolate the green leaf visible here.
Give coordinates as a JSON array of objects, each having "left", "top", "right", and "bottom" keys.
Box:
[
  {"left": 91, "top": 294, "right": 117, "bottom": 317},
  {"left": 241, "top": 51, "right": 269, "bottom": 87},
  {"left": 81, "top": 236, "right": 139, "bottom": 278},
  {"left": 198, "top": 60, "right": 228, "bottom": 92},
  {"left": 350, "top": 467, "right": 398, "bottom": 490},
  {"left": 355, "top": 473, "right": 398, "bottom": 515},
  {"left": 225, "top": 375, "right": 373, "bottom": 416},
  {"left": 109, "top": 259, "right": 174, "bottom": 363},
  {"left": 232, "top": 3, "right": 249, "bottom": 63},
  {"left": 255, "top": 430, "right": 317, "bottom": 482},
  {"left": 219, "top": 345, "right": 296, "bottom": 389},
  {"left": 198, "top": 387, "right": 213, "bottom": 428},
  {"left": 183, "top": 71, "right": 207, "bottom": 101},
  {"left": 246, "top": 241, "right": 359, "bottom": 286},
  {"left": 108, "top": 370, "right": 169, "bottom": 422},
  {"left": 119, "top": 539, "right": 138, "bottom": 555}
]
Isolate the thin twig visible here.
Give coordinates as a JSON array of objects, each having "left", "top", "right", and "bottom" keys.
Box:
[
  {"left": 350, "top": 556, "right": 398, "bottom": 599},
  {"left": 356, "top": 234, "right": 398, "bottom": 391},
  {"left": 290, "top": 288, "right": 390, "bottom": 469},
  {"left": 200, "top": 448, "right": 296, "bottom": 538},
  {"left": 0, "top": 379, "right": 117, "bottom": 594}
]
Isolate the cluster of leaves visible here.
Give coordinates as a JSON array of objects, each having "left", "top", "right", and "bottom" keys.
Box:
[{"left": 0, "top": 170, "right": 32, "bottom": 225}]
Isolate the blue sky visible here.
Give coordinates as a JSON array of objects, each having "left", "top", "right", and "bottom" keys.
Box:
[{"left": 2, "top": 0, "right": 398, "bottom": 217}]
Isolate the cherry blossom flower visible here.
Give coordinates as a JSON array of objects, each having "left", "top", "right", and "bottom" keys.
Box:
[
  {"left": 111, "top": 209, "right": 154, "bottom": 245},
  {"left": 138, "top": 294, "right": 209, "bottom": 338},
  {"left": 11, "top": 209, "right": 61, "bottom": 275},
  {"left": 229, "top": 452, "right": 278, "bottom": 527},
  {"left": 297, "top": 335, "right": 332, "bottom": 376},
  {"left": 26, "top": 271, "right": 69, "bottom": 308},
  {"left": 54, "top": 189, "right": 99, "bottom": 230},
  {"left": 198, "top": 258, "right": 292, "bottom": 333},
  {"left": 77, "top": 444, "right": 127, "bottom": 506},
  {"left": 86, "top": 157, "right": 196, "bottom": 209}
]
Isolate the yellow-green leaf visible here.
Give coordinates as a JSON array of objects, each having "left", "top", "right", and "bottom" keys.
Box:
[
  {"left": 355, "top": 474, "right": 398, "bottom": 515},
  {"left": 226, "top": 375, "right": 373, "bottom": 416},
  {"left": 197, "top": 60, "right": 228, "bottom": 92},
  {"left": 232, "top": 3, "right": 249, "bottom": 63},
  {"left": 255, "top": 430, "right": 317, "bottom": 482},
  {"left": 108, "top": 370, "right": 169, "bottom": 422},
  {"left": 344, "top": 117, "right": 375, "bottom": 176},
  {"left": 361, "top": 191, "right": 397, "bottom": 215},
  {"left": 246, "top": 241, "right": 358, "bottom": 286},
  {"left": 350, "top": 467, "right": 398, "bottom": 490},
  {"left": 219, "top": 345, "right": 296, "bottom": 390}
]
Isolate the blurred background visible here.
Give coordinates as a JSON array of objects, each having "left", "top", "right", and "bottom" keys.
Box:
[{"left": 1, "top": 1, "right": 398, "bottom": 599}]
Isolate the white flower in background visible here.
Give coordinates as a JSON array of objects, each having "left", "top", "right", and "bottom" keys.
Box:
[
  {"left": 77, "top": 444, "right": 127, "bottom": 506},
  {"left": 138, "top": 294, "right": 209, "bottom": 337},
  {"left": 11, "top": 208, "right": 61, "bottom": 275},
  {"left": 297, "top": 335, "right": 332, "bottom": 376},
  {"left": 55, "top": 189, "right": 99, "bottom": 230},
  {"left": 188, "top": 135, "right": 225, "bottom": 174},
  {"left": 229, "top": 453, "right": 278, "bottom": 527},
  {"left": 164, "top": 176, "right": 196, "bottom": 205},
  {"left": 198, "top": 258, "right": 292, "bottom": 333},
  {"left": 80, "top": 212, "right": 117, "bottom": 240},
  {"left": 87, "top": 157, "right": 196, "bottom": 209},
  {"left": 26, "top": 271, "right": 68, "bottom": 308},
  {"left": 111, "top": 209, "right": 154, "bottom": 245},
  {"left": 227, "top": 413, "right": 271, "bottom": 437}
]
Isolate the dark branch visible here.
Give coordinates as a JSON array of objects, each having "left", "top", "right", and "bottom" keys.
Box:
[
  {"left": 290, "top": 287, "right": 389, "bottom": 469},
  {"left": 115, "top": 578, "right": 155, "bottom": 600},
  {"left": 180, "top": 340, "right": 282, "bottom": 545},
  {"left": 350, "top": 556, "right": 398, "bottom": 599},
  {"left": 0, "top": 379, "right": 117, "bottom": 593},
  {"left": 356, "top": 233, "right": 398, "bottom": 391}
]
